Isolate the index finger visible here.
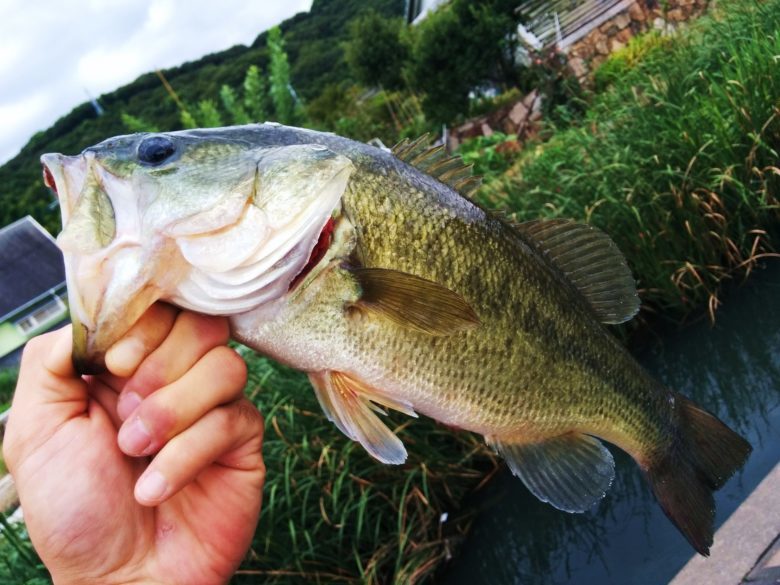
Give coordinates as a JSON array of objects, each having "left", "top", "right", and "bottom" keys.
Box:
[{"left": 104, "top": 303, "right": 179, "bottom": 379}]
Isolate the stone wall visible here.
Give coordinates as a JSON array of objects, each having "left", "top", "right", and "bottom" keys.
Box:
[
  {"left": 447, "top": 90, "right": 542, "bottom": 151},
  {"left": 567, "top": 0, "right": 711, "bottom": 80}
]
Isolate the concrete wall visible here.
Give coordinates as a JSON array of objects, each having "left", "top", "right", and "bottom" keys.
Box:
[
  {"left": 0, "top": 291, "right": 69, "bottom": 362},
  {"left": 0, "top": 322, "right": 25, "bottom": 359}
]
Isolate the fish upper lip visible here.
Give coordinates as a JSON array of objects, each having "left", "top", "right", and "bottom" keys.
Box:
[
  {"left": 40, "top": 153, "right": 64, "bottom": 196},
  {"left": 42, "top": 163, "right": 57, "bottom": 194}
]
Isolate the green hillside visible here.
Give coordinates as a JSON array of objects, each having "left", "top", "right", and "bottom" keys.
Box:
[{"left": 0, "top": 0, "right": 403, "bottom": 236}]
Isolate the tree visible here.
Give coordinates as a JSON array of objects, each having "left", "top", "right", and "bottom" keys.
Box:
[
  {"left": 268, "top": 26, "right": 297, "bottom": 124},
  {"left": 408, "top": 0, "right": 525, "bottom": 124},
  {"left": 345, "top": 11, "right": 410, "bottom": 90},
  {"left": 242, "top": 65, "right": 270, "bottom": 122}
]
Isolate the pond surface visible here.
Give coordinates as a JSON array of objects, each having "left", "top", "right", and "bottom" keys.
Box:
[{"left": 441, "top": 261, "right": 780, "bottom": 585}]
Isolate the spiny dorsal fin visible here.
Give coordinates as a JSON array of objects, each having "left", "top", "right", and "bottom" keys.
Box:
[
  {"left": 392, "top": 135, "right": 482, "bottom": 198},
  {"left": 515, "top": 219, "right": 640, "bottom": 324},
  {"left": 486, "top": 432, "right": 615, "bottom": 513},
  {"left": 350, "top": 267, "right": 480, "bottom": 336}
]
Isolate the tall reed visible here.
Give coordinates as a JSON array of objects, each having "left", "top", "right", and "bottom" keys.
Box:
[{"left": 482, "top": 0, "right": 780, "bottom": 320}]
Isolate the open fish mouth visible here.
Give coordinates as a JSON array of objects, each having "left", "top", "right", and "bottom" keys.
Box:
[
  {"left": 41, "top": 152, "right": 186, "bottom": 374},
  {"left": 41, "top": 139, "right": 354, "bottom": 374}
]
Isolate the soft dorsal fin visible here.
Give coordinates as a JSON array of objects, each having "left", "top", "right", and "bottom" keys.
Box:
[
  {"left": 487, "top": 432, "right": 615, "bottom": 512},
  {"left": 350, "top": 267, "right": 480, "bottom": 336},
  {"left": 515, "top": 219, "right": 640, "bottom": 324},
  {"left": 392, "top": 135, "right": 482, "bottom": 198}
]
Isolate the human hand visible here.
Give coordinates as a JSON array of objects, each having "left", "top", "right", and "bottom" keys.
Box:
[{"left": 3, "top": 304, "right": 265, "bottom": 585}]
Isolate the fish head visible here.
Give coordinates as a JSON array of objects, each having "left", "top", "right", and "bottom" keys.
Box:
[{"left": 42, "top": 129, "right": 353, "bottom": 374}]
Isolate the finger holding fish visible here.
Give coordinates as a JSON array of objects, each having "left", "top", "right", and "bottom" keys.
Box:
[
  {"left": 114, "top": 310, "right": 232, "bottom": 420},
  {"left": 117, "top": 344, "right": 247, "bottom": 457},
  {"left": 134, "top": 396, "right": 264, "bottom": 506},
  {"left": 104, "top": 302, "right": 179, "bottom": 378}
]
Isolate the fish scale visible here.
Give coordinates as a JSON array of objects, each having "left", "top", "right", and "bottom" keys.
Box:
[
  {"left": 340, "top": 171, "right": 633, "bottom": 433},
  {"left": 42, "top": 123, "right": 751, "bottom": 555}
]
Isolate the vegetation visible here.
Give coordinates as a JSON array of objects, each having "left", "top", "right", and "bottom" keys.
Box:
[
  {"left": 0, "top": 514, "right": 47, "bottom": 584},
  {"left": 345, "top": 11, "right": 410, "bottom": 91},
  {"left": 407, "top": 0, "right": 528, "bottom": 124},
  {"left": 457, "top": 132, "right": 520, "bottom": 181},
  {"left": 0, "top": 368, "right": 18, "bottom": 411},
  {"left": 232, "top": 352, "right": 494, "bottom": 583},
  {"left": 479, "top": 0, "right": 780, "bottom": 320}
]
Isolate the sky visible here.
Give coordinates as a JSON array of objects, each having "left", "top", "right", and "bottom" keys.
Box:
[{"left": 0, "top": 0, "right": 313, "bottom": 164}]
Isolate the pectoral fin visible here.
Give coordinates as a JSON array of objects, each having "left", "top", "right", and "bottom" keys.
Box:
[
  {"left": 350, "top": 267, "right": 480, "bottom": 336},
  {"left": 309, "top": 371, "right": 416, "bottom": 464},
  {"left": 487, "top": 432, "right": 615, "bottom": 512}
]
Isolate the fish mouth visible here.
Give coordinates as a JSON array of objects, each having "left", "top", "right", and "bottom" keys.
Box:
[{"left": 41, "top": 153, "right": 184, "bottom": 374}]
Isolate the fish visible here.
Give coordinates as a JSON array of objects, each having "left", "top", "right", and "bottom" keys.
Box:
[{"left": 40, "top": 123, "right": 751, "bottom": 555}]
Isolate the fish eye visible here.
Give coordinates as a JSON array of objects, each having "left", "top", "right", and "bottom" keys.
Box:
[{"left": 138, "top": 136, "right": 176, "bottom": 166}]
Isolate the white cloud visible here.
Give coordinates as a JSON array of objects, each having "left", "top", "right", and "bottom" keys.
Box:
[{"left": 0, "top": 0, "right": 312, "bottom": 164}]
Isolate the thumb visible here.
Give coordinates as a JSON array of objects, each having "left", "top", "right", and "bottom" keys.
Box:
[{"left": 3, "top": 326, "right": 89, "bottom": 469}]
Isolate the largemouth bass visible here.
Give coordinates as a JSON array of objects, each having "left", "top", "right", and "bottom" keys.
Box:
[{"left": 40, "top": 123, "right": 750, "bottom": 555}]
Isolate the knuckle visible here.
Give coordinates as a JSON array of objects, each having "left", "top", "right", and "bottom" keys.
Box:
[
  {"left": 20, "top": 332, "right": 51, "bottom": 363},
  {"left": 184, "top": 312, "right": 231, "bottom": 346},
  {"left": 138, "top": 400, "right": 176, "bottom": 442},
  {"left": 236, "top": 399, "right": 264, "bottom": 431},
  {"left": 131, "top": 356, "right": 166, "bottom": 394},
  {"left": 214, "top": 405, "right": 239, "bottom": 437},
  {"left": 211, "top": 346, "right": 248, "bottom": 387}
]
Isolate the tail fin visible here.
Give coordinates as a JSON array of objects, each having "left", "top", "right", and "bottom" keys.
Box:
[{"left": 645, "top": 393, "right": 751, "bottom": 556}]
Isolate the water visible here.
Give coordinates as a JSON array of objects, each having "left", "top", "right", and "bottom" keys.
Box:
[{"left": 441, "top": 261, "right": 780, "bottom": 585}]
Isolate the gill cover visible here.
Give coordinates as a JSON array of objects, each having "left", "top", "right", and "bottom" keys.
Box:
[{"left": 43, "top": 132, "right": 353, "bottom": 373}]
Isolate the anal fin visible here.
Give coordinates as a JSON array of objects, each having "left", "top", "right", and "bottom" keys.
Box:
[
  {"left": 487, "top": 432, "right": 615, "bottom": 512},
  {"left": 309, "top": 371, "right": 416, "bottom": 465}
]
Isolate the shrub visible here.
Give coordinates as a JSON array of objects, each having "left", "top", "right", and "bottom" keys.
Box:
[{"left": 483, "top": 0, "right": 780, "bottom": 320}]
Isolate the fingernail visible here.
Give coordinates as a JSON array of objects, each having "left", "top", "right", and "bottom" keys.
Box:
[
  {"left": 117, "top": 391, "right": 142, "bottom": 421},
  {"left": 136, "top": 470, "right": 168, "bottom": 503},
  {"left": 118, "top": 416, "right": 152, "bottom": 455}
]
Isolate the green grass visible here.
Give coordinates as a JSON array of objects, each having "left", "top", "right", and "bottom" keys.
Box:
[
  {"left": 0, "top": 514, "right": 48, "bottom": 584},
  {"left": 480, "top": 0, "right": 780, "bottom": 321},
  {"left": 0, "top": 368, "right": 19, "bottom": 410},
  {"left": 233, "top": 350, "right": 495, "bottom": 583}
]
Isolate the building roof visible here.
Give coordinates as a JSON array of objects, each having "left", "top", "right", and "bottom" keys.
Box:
[
  {"left": 406, "top": 0, "right": 449, "bottom": 24},
  {"left": 0, "top": 216, "right": 66, "bottom": 320},
  {"left": 518, "top": 0, "right": 630, "bottom": 50}
]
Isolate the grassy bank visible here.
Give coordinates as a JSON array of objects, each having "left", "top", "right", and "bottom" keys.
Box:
[
  {"left": 0, "top": 368, "right": 18, "bottom": 412},
  {"left": 479, "top": 0, "right": 780, "bottom": 321}
]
